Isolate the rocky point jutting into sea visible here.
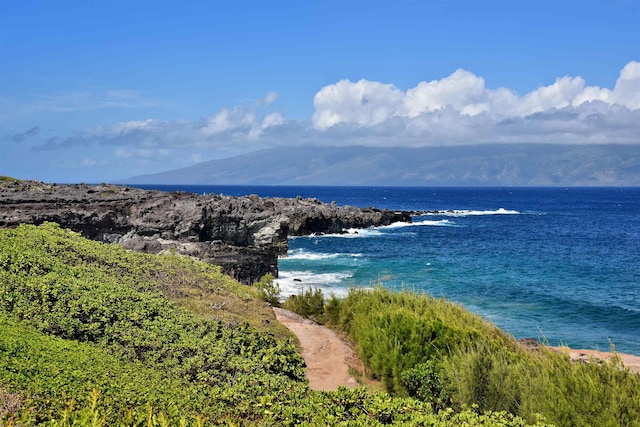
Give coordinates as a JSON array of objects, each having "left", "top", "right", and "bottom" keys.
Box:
[{"left": 0, "top": 179, "right": 410, "bottom": 284}]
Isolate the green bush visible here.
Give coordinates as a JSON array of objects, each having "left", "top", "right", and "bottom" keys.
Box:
[
  {"left": 400, "top": 361, "right": 450, "bottom": 412},
  {"left": 0, "top": 313, "right": 219, "bottom": 422},
  {"left": 42, "top": 387, "right": 552, "bottom": 427},
  {"left": 0, "top": 223, "right": 307, "bottom": 424},
  {"left": 282, "top": 287, "right": 326, "bottom": 323},
  {"left": 329, "top": 286, "right": 511, "bottom": 395},
  {"left": 254, "top": 273, "right": 281, "bottom": 306},
  {"left": 324, "top": 293, "right": 342, "bottom": 326}
]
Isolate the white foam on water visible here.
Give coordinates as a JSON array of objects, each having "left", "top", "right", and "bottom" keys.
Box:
[
  {"left": 308, "top": 227, "right": 384, "bottom": 238},
  {"left": 276, "top": 270, "right": 353, "bottom": 298},
  {"left": 382, "top": 219, "right": 456, "bottom": 229},
  {"left": 421, "top": 208, "right": 519, "bottom": 217},
  {"left": 284, "top": 248, "right": 363, "bottom": 260},
  {"left": 306, "top": 220, "right": 458, "bottom": 238}
]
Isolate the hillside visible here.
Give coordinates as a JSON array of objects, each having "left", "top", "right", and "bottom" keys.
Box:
[
  {"left": 2, "top": 223, "right": 639, "bottom": 426},
  {"left": 125, "top": 144, "right": 640, "bottom": 186},
  {"left": 0, "top": 223, "right": 559, "bottom": 426}
]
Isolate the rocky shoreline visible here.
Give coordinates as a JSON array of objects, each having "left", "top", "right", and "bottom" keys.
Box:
[{"left": 0, "top": 180, "right": 410, "bottom": 284}]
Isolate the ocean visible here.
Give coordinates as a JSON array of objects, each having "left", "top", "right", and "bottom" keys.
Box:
[{"left": 133, "top": 185, "right": 640, "bottom": 355}]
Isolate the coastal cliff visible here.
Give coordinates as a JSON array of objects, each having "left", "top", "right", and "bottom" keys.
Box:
[{"left": 0, "top": 180, "right": 410, "bottom": 283}]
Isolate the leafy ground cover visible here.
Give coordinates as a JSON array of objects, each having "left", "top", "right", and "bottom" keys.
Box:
[{"left": 1, "top": 223, "right": 552, "bottom": 425}]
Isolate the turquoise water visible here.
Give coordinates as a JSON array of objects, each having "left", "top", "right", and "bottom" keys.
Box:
[{"left": 135, "top": 186, "right": 640, "bottom": 354}]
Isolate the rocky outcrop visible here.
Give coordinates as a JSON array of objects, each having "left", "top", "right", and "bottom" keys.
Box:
[{"left": 0, "top": 180, "right": 410, "bottom": 284}]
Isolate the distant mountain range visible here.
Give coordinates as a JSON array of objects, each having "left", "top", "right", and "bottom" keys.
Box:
[{"left": 125, "top": 144, "right": 640, "bottom": 186}]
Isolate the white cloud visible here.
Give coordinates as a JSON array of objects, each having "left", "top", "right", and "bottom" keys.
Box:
[
  {"left": 1, "top": 90, "right": 162, "bottom": 118},
  {"left": 612, "top": 61, "right": 640, "bottom": 109},
  {"left": 312, "top": 79, "right": 404, "bottom": 129},
  {"left": 114, "top": 147, "right": 170, "bottom": 159},
  {"left": 404, "top": 69, "right": 488, "bottom": 117},
  {"left": 264, "top": 92, "right": 278, "bottom": 105},
  {"left": 35, "top": 93, "right": 289, "bottom": 157},
  {"left": 309, "top": 61, "right": 640, "bottom": 145},
  {"left": 31, "top": 61, "right": 640, "bottom": 166},
  {"left": 517, "top": 76, "right": 586, "bottom": 115}
]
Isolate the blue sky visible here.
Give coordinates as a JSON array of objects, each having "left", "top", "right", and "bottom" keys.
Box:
[{"left": 1, "top": 0, "right": 639, "bottom": 182}]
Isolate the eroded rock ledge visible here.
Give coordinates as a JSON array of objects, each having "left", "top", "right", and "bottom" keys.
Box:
[{"left": 0, "top": 180, "right": 410, "bottom": 284}]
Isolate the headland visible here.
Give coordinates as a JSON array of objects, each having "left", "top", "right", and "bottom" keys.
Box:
[{"left": 0, "top": 179, "right": 410, "bottom": 284}]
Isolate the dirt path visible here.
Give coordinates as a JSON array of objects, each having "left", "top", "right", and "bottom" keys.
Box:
[
  {"left": 274, "top": 307, "right": 640, "bottom": 391},
  {"left": 273, "top": 307, "right": 359, "bottom": 391}
]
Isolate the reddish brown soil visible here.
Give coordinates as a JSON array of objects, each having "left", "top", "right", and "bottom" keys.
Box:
[
  {"left": 551, "top": 347, "right": 640, "bottom": 373},
  {"left": 273, "top": 308, "right": 360, "bottom": 391},
  {"left": 274, "top": 307, "right": 640, "bottom": 392}
]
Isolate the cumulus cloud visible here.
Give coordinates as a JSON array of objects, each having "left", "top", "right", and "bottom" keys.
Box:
[
  {"left": 29, "top": 61, "right": 640, "bottom": 163},
  {"left": 404, "top": 69, "right": 488, "bottom": 117},
  {"left": 313, "top": 80, "right": 404, "bottom": 129},
  {"left": 309, "top": 60, "right": 640, "bottom": 145},
  {"left": 612, "top": 61, "right": 640, "bottom": 108}
]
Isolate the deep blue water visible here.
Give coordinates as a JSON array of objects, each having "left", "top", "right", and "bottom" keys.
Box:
[{"left": 133, "top": 185, "right": 640, "bottom": 355}]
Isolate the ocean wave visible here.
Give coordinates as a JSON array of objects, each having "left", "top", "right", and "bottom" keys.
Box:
[
  {"left": 382, "top": 219, "right": 456, "bottom": 229},
  {"left": 283, "top": 249, "right": 363, "bottom": 260},
  {"left": 420, "top": 208, "right": 519, "bottom": 217},
  {"left": 276, "top": 270, "right": 354, "bottom": 298},
  {"left": 304, "top": 219, "right": 457, "bottom": 238},
  {"left": 307, "top": 228, "right": 385, "bottom": 238}
]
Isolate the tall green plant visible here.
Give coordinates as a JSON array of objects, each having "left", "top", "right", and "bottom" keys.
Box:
[
  {"left": 333, "top": 286, "right": 514, "bottom": 395},
  {"left": 443, "top": 332, "right": 640, "bottom": 426},
  {"left": 254, "top": 273, "right": 281, "bottom": 306},
  {"left": 283, "top": 287, "right": 326, "bottom": 323}
]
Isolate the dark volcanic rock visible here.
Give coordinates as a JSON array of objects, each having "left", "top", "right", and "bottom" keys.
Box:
[{"left": 0, "top": 180, "right": 411, "bottom": 284}]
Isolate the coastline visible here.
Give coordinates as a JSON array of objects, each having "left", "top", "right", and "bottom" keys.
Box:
[{"left": 549, "top": 346, "right": 640, "bottom": 373}]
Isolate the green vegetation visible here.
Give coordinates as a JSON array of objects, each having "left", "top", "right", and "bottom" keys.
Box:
[
  {"left": 2, "top": 222, "right": 638, "bottom": 426},
  {"left": 0, "top": 223, "right": 306, "bottom": 424},
  {"left": 284, "top": 286, "right": 640, "bottom": 426},
  {"left": 7, "top": 223, "right": 639, "bottom": 426},
  {"left": 282, "top": 287, "right": 326, "bottom": 324},
  {"left": 0, "top": 223, "right": 551, "bottom": 426},
  {"left": 253, "top": 273, "right": 281, "bottom": 306}
]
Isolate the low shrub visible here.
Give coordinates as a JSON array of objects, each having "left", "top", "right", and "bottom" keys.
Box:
[
  {"left": 329, "top": 286, "right": 512, "bottom": 395},
  {"left": 254, "top": 273, "right": 281, "bottom": 306},
  {"left": 282, "top": 287, "right": 326, "bottom": 323},
  {"left": 400, "top": 361, "right": 450, "bottom": 412},
  {"left": 444, "top": 343, "right": 640, "bottom": 426},
  {"left": 0, "top": 223, "right": 307, "bottom": 423}
]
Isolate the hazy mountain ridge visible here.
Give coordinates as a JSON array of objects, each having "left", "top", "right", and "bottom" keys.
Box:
[{"left": 125, "top": 144, "right": 640, "bottom": 186}]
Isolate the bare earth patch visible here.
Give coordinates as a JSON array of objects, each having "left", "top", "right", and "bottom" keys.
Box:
[
  {"left": 273, "top": 307, "right": 359, "bottom": 391},
  {"left": 0, "top": 386, "right": 22, "bottom": 421},
  {"left": 552, "top": 347, "right": 640, "bottom": 373}
]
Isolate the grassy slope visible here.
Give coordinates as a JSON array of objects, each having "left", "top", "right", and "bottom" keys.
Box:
[
  {"left": 1, "top": 223, "right": 552, "bottom": 426},
  {"left": 0, "top": 223, "right": 308, "bottom": 424},
  {"left": 323, "top": 287, "right": 640, "bottom": 426}
]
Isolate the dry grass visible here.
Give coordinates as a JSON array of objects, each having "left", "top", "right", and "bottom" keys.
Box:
[
  {"left": 146, "top": 257, "right": 293, "bottom": 340},
  {"left": 0, "top": 386, "right": 23, "bottom": 421}
]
